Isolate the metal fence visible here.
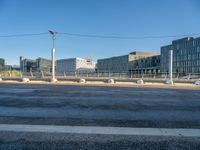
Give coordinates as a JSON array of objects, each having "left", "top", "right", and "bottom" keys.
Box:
[{"left": 9, "top": 71, "right": 200, "bottom": 80}]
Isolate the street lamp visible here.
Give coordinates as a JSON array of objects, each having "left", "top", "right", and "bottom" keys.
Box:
[{"left": 49, "top": 29, "right": 58, "bottom": 82}]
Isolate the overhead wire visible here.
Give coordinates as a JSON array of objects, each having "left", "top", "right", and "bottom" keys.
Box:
[
  {"left": 0, "top": 31, "right": 200, "bottom": 39},
  {"left": 0, "top": 32, "right": 48, "bottom": 38},
  {"left": 59, "top": 32, "right": 200, "bottom": 39}
]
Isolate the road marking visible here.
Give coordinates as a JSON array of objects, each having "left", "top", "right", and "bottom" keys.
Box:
[{"left": 0, "top": 124, "right": 199, "bottom": 137}]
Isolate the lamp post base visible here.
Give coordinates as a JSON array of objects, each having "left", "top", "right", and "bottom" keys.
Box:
[
  {"left": 50, "top": 78, "right": 57, "bottom": 82},
  {"left": 165, "top": 79, "right": 173, "bottom": 84}
]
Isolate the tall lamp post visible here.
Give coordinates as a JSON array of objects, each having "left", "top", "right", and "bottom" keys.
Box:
[{"left": 49, "top": 29, "right": 58, "bottom": 82}]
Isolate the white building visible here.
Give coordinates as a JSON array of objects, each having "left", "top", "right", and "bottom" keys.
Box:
[{"left": 56, "top": 57, "right": 96, "bottom": 74}]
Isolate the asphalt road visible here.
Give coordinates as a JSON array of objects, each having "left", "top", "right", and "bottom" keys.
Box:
[{"left": 0, "top": 83, "right": 200, "bottom": 149}]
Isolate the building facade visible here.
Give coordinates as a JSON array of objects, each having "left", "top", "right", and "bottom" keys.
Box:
[
  {"left": 0, "top": 58, "right": 9, "bottom": 71},
  {"left": 0, "top": 58, "right": 5, "bottom": 68},
  {"left": 129, "top": 55, "right": 160, "bottom": 74},
  {"left": 36, "top": 58, "right": 52, "bottom": 72},
  {"left": 97, "top": 51, "right": 159, "bottom": 73},
  {"left": 97, "top": 55, "right": 129, "bottom": 73},
  {"left": 20, "top": 56, "right": 51, "bottom": 73},
  {"left": 161, "top": 37, "right": 200, "bottom": 75},
  {"left": 56, "top": 57, "right": 95, "bottom": 74}
]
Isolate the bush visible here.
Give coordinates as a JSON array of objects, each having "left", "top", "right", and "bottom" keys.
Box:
[{"left": 0, "top": 70, "right": 20, "bottom": 77}]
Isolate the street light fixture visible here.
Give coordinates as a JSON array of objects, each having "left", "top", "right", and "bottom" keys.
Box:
[{"left": 49, "top": 29, "right": 58, "bottom": 82}]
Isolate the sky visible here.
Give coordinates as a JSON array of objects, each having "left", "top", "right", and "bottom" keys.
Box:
[{"left": 0, "top": 0, "right": 200, "bottom": 65}]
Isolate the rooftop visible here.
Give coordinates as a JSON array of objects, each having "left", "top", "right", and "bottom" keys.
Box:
[{"left": 172, "top": 37, "right": 194, "bottom": 44}]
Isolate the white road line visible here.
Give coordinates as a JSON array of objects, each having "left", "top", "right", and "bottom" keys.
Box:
[{"left": 0, "top": 124, "right": 199, "bottom": 137}]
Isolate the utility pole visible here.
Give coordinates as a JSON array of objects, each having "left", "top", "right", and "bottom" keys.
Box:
[{"left": 49, "top": 30, "right": 57, "bottom": 82}]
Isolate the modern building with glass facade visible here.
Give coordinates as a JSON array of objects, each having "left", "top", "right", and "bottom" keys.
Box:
[
  {"left": 97, "top": 51, "right": 159, "bottom": 73},
  {"left": 36, "top": 58, "right": 52, "bottom": 72},
  {"left": 0, "top": 58, "right": 6, "bottom": 71},
  {"left": 160, "top": 37, "right": 200, "bottom": 75},
  {"left": 129, "top": 55, "right": 160, "bottom": 74},
  {"left": 20, "top": 56, "right": 51, "bottom": 73},
  {"left": 0, "top": 58, "right": 5, "bottom": 68},
  {"left": 56, "top": 57, "right": 95, "bottom": 74},
  {"left": 97, "top": 54, "right": 130, "bottom": 73}
]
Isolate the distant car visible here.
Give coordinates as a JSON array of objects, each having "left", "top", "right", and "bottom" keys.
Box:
[
  {"left": 195, "top": 80, "right": 200, "bottom": 85},
  {"left": 182, "top": 76, "right": 192, "bottom": 80}
]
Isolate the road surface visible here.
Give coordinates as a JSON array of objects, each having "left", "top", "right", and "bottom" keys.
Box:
[{"left": 0, "top": 83, "right": 200, "bottom": 149}]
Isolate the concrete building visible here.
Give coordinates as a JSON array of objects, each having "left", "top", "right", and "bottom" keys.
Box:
[
  {"left": 20, "top": 56, "right": 51, "bottom": 73},
  {"left": 161, "top": 37, "right": 200, "bottom": 75},
  {"left": 129, "top": 55, "right": 160, "bottom": 74},
  {"left": 97, "top": 51, "right": 159, "bottom": 73},
  {"left": 56, "top": 57, "right": 95, "bottom": 74}
]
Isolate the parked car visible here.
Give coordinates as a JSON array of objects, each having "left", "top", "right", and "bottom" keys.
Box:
[
  {"left": 182, "top": 76, "right": 192, "bottom": 80},
  {"left": 195, "top": 80, "right": 200, "bottom": 85}
]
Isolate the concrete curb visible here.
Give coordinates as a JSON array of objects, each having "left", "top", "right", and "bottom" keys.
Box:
[{"left": 0, "top": 124, "right": 200, "bottom": 137}]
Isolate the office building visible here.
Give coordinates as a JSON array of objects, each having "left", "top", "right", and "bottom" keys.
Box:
[
  {"left": 0, "top": 58, "right": 5, "bottom": 68},
  {"left": 20, "top": 56, "right": 51, "bottom": 73},
  {"left": 36, "top": 58, "right": 52, "bottom": 72},
  {"left": 56, "top": 57, "right": 95, "bottom": 74},
  {"left": 129, "top": 55, "right": 160, "bottom": 74},
  {"left": 97, "top": 51, "right": 159, "bottom": 73},
  {"left": 160, "top": 37, "right": 200, "bottom": 75}
]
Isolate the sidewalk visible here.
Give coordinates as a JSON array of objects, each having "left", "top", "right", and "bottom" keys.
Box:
[{"left": 0, "top": 79, "right": 199, "bottom": 89}]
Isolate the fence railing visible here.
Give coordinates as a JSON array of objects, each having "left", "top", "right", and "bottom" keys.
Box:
[{"left": 2, "top": 71, "right": 199, "bottom": 80}]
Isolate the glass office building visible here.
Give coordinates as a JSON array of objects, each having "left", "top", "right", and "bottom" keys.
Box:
[
  {"left": 161, "top": 37, "right": 200, "bottom": 75},
  {"left": 97, "top": 51, "right": 159, "bottom": 73},
  {"left": 20, "top": 56, "right": 51, "bottom": 73},
  {"left": 0, "top": 58, "right": 5, "bottom": 68},
  {"left": 129, "top": 55, "right": 160, "bottom": 74},
  {"left": 36, "top": 58, "right": 52, "bottom": 73}
]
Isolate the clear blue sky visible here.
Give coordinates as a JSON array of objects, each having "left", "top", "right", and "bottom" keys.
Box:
[{"left": 0, "top": 0, "right": 200, "bottom": 65}]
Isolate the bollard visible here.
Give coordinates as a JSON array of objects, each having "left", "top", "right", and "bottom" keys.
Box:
[
  {"left": 51, "top": 78, "right": 58, "bottom": 82},
  {"left": 22, "top": 78, "right": 30, "bottom": 83},
  {"left": 136, "top": 79, "right": 144, "bottom": 84},
  {"left": 106, "top": 78, "right": 115, "bottom": 84},
  {"left": 165, "top": 79, "right": 173, "bottom": 84},
  {"left": 194, "top": 80, "right": 200, "bottom": 85},
  {"left": 78, "top": 78, "right": 86, "bottom": 83}
]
